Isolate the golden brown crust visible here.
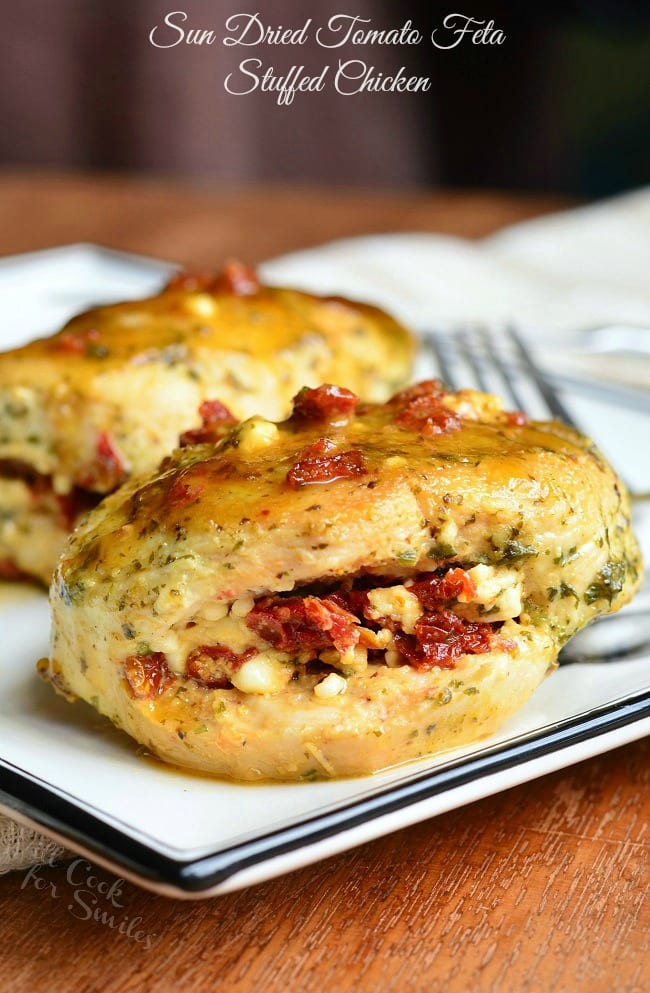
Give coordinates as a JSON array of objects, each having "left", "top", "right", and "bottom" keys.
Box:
[{"left": 0, "top": 265, "right": 415, "bottom": 583}]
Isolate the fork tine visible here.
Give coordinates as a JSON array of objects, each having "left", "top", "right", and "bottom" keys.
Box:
[
  {"left": 425, "top": 327, "right": 533, "bottom": 415},
  {"left": 508, "top": 326, "right": 643, "bottom": 498},
  {"left": 425, "top": 323, "right": 609, "bottom": 442},
  {"left": 507, "top": 326, "right": 580, "bottom": 430},
  {"left": 476, "top": 328, "right": 529, "bottom": 413},
  {"left": 426, "top": 330, "right": 460, "bottom": 390},
  {"left": 420, "top": 323, "right": 644, "bottom": 665},
  {"left": 456, "top": 329, "right": 491, "bottom": 393}
]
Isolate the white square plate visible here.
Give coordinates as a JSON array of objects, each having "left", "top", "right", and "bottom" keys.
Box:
[{"left": 1, "top": 245, "right": 649, "bottom": 898}]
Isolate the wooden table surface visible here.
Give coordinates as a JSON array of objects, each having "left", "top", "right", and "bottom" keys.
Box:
[{"left": 0, "top": 174, "right": 647, "bottom": 993}]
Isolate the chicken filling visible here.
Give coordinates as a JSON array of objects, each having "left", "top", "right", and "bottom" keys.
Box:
[
  {"left": 123, "top": 564, "right": 523, "bottom": 701},
  {"left": 0, "top": 459, "right": 100, "bottom": 533}
]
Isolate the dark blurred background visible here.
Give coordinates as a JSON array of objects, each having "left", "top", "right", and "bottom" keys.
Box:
[{"left": 1, "top": 0, "right": 648, "bottom": 196}]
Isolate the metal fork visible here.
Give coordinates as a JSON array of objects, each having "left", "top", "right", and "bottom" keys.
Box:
[{"left": 419, "top": 325, "right": 650, "bottom": 665}]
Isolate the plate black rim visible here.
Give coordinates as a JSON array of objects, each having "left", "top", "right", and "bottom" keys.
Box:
[
  {"left": 0, "top": 244, "right": 648, "bottom": 894},
  {"left": 1, "top": 689, "right": 649, "bottom": 895}
]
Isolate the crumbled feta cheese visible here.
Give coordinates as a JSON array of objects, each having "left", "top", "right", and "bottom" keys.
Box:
[
  {"left": 201, "top": 601, "right": 230, "bottom": 621},
  {"left": 442, "top": 388, "right": 503, "bottom": 420},
  {"left": 318, "top": 649, "right": 339, "bottom": 665},
  {"left": 186, "top": 293, "right": 218, "bottom": 318},
  {"left": 385, "top": 646, "right": 401, "bottom": 667},
  {"left": 367, "top": 585, "right": 422, "bottom": 634},
  {"left": 339, "top": 644, "right": 368, "bottom": 672},
  {"left": 231, "top": 655, "right": 290, "bottom": 695},
  {"left": 436, "top": 519, "right": 458, "bottom": 553},
  {"left": 230, "top": 595, "right": 254, "bottom": 618},
  {"left": 236, "top": 417, "right": 280, "bottom": 454},
  {"left": 52, "top": 473, "right": 74, "bottom": 496},
  {"left": 117, "top": 310, "right": 148, "bottom": 328},
  {"left": 321, "top": 645, "right": 368, "bottom": 673},
  {"left": 359, "top": 628, "right": 392, "bottom": 650},
  {"left": 314, "top": 672, "right": 347, "bottom": 699},
  {"left": 459, "top": 564, "right": 522, "bottom": 620}
]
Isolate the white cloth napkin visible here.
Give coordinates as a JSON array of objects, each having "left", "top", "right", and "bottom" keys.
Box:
[
  {"left": 263, "top": 189, "right": 650, "bottom": 397},
  {"left": 263, "top": 187, "right": 650, "bottom": 335},
  {"left": 2, "top": 187, "right": 649, "bottom": 874}
]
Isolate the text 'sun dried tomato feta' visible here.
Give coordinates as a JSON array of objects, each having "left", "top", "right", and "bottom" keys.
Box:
[
  {"left": 292, "top": 385, "right": 360, "bottom": 422},
  {"left": 394, "top": 609, "right": 492, "bottom": 670},
  {"left": 179, "top": 398, "right": 237, "bottom": 447},
  {"left": 123, "top": 652, "right": 175, "bottom": 699},
  {"left": 186, "top": 644, "right": 258, "bottom": 688},
  {"left": 246, "top": 595, "right": 360, "bottom": 656},
  {"left": 286, "top": 438, "right": 367, "bottom": 488}
]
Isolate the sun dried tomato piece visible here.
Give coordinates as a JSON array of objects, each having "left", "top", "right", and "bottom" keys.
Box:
[
  {"left": 295, "top": 438, "right": 334, "bottom": 458},
  {"left": 394, "top": 609, "right": 492, "bottom": 670},
  {"left": 292, "top": 385, "right": 360, "bottom": 422},
  {"left": 0, "top": 460, "right": 97, "bottom": 530},
  {"left": 247, "top": 600, "right": 297, "bottom": 650},
  {"left": 408, "top": 568, "right": 476, "bottom": 609},
  {"left": 387, "top": 380, "right": 462, "bottom": 438},
  {"left": 186, "top": 644, "right": 258, "bottom": 688},
  {"left": 97, "top": 432, "right": 126, "bottom": 483},
  {"left": 179, "top": 398, "right": 237, "bottom": 447},
  {"left": 55, "top": 488, "right": 99, "bottom": 530},
  {"left": 166, "top": 271, "right": 216, "bottom": 293},
  {"left": 286, "top": 439, "right": 367, "bottom": 489},
  {"left": 165, "top": 466, "right": 209, "bottom": 508},
  {"left": 0, "top": 559, "right": 32, "bottom": 582},
  {"left": 303, "top": 597, "right": 360, "bottom": 652},
  {"left": 246, "top": 595, "right": 359, "bottom": 655},
  {"left": 53, "top": 327, "right": 108, "bottom": 358},
  {"left": 166, "top": 261, "right": 260, "bottom": 297},
  {"left": 395, "top": 394, "right": 462, "bottom": 438},
  {"left": 325, "top": 588, "right": 372, "bottom": 621},
  {"left": 77, "top": 432, "right": 127, "bottom": 491},
  {"left": 215, "top": 260, "right": 261, "bottom": 296},
  {"left": 123, "top": 652, "right": 175, "bottom": 699},
  {"left": 390, "top": 380, "right": 446, "bottom": 405},
  {"left": 506, "top": 410, "right": 529, "bottom": 426},
  {"left": 0, "top": 458, "right": 38, "bottom": 484},
  {"left": 54, "top": 331, "right": 89, "bottom": 354},
  {"left": 199, "top": 399, "right": 236, "bottom": 423}
]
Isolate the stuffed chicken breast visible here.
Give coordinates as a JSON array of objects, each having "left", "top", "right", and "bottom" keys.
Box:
[
  {"left": 44, "top": 381, "right": 642, "bottom": 781},
  {"left": 0, "top": 263, "right": 414, "bottom": 583}
]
